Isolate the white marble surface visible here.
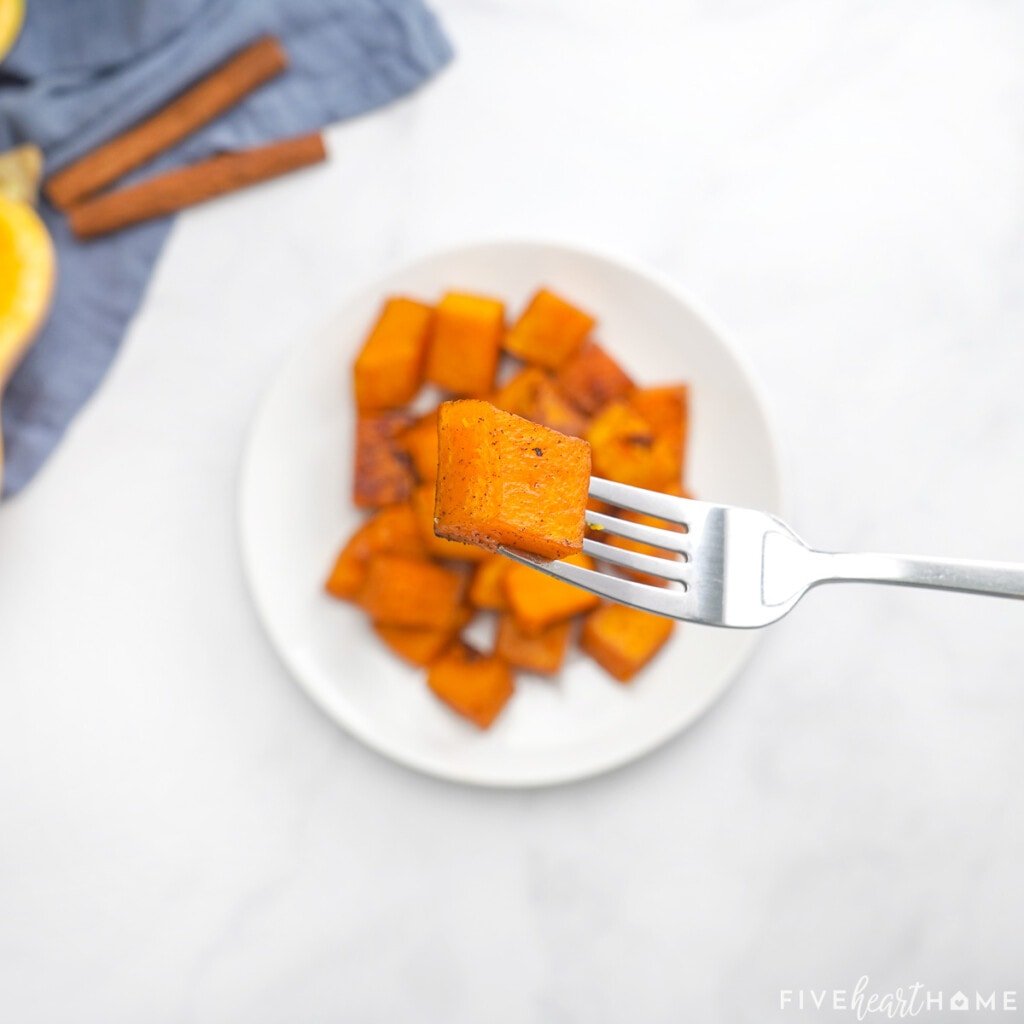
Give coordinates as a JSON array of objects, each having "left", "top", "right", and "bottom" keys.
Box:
[{"left": 2, "top": 1, "right": 1023, "bottom": 1019}]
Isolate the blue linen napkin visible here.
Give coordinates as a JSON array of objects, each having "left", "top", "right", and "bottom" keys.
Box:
[{"left": 0, "top": 0, "right": 451, "bottom": 497}]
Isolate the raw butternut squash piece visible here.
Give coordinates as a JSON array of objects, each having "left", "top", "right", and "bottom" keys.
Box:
[
  {"left": 411, "top": 482, "right": 489, "bottom": 562},
  {"left": 504, "top": 553, "right": 600, "bottom": 632},
  {"left": 469, "top": 554, "right": 512, "bottom": 610},
  {"left": 324, "top": 504, "right": 424, "bottom": 600},
  {"left": 581, "top": 603, "right": 675, "bottom": 682},
  {"left": 629, "top": 385, "right": 689, "bottom": 479},
  {"left": 354, "top": 411, "right": 415, "bottom": 508},
  {"left": 374, "top": 617, "right": 468, "bottom": 667},
  {"left": 555, "top": 340, "right": 634, "bottom": 415},
  {"left": 434, "top": 400, "right": 591, "bottom": 559},
  {"left": 427, "top": 643, "right": 515, "bottom": 728},
  {"left": 586, "top": 399, "right": 678, "bottom": 489},
  {"left": 398, "top": 410, "right": 439, "bottom": 483},
  {"left": 360, "top": 554, "right": 466, "bottom": 629},
  {"left": 496, "top": 614, "right": 571, "bottom": 674},
  {"left": 353, "top": 297, "right": 433, "bottom": 410},
  {"left": 505, "top": 288, "right": 594, "bottom": 368},
  {"left": 425, "top": 291, "right": 504, "bottom": 396}
]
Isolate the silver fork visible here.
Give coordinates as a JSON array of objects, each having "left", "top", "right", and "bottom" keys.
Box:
[{"left": 499, "top": 477, "right": 1024, "bottom": 628}]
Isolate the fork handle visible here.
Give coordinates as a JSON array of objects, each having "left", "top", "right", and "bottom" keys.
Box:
[{"left": 820, "top": 552, "right": 1024, "bottom": 600}]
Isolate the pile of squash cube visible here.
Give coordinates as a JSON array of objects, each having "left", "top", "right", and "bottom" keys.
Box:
[{"left": 326, "top": 287, "right": 690, "bottom": 729}]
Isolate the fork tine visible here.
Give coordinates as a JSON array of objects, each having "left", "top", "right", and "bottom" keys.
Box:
[
  {"left": 585, "top": 510, "right": 690, "bottom": 554},
  {"left": 498, "top": 546, "right": 687, "bottom": 619},
  {"left": 588, "top": 477, "right": 702, "bottom": 526},
  {"left": 583, "top": 538, "right": 689, "bottom": 583}
]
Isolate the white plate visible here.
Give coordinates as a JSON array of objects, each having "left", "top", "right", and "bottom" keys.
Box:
[{"left": 239, "top": 240, "right": 783, "bottom": 787}]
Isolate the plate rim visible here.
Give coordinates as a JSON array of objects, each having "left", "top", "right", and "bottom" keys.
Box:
[{"left": 238, "top": 236, "right": 787, "bottom": 788}]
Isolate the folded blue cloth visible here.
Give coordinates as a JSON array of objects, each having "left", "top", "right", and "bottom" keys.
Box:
[{"left": 0, "top": 0, "right": 451, "bottom": 497}]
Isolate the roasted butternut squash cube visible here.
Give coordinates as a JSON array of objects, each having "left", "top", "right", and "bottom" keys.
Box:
[
  {"left": 496, "top": 614, "right": 571, "bottom": 674},
  {"left": 469, "top": 554, "right": 512, "bottom": 610},
  {"left": 505, "top": 288, "right": 594, "bottom": 368},
  {"left": 586, "top": 399, "right": 678, "bottom": 489},
  {"left": 353, "top": 297, "right": 433, "bottom": 410},
  {"left": 360, "top": 554, "right": 466, "bottom": 629},
  {"left": 425, "top": 291, "right": 504, "bottom": 396},
  {"left": 504, "top": 553, "right": 600, "bottom": 632},
  {"left": 434, "top": 400, "right": 591, "bottom": 559},
  {"left": 398, "top": 410, "right": 439, "bottom": 483},
  {"left": 490, "top": 366, "right": 548, "bottom": 418},
  {"left": 374, "top": 617, "right": 467, "bottom": 667},
  {"left": 427, "top": 643, "right": 515, "bottom": 728},
  {"left": 354, "top": 411, "right": 415, "bottom": 508},
  {"left": 411, "top": 483, "right": 489, "bottom": 562},
  {"left": 581, "top": 604, "right": 675, "bottom": 682},
  {"left": 325, "top": 530, "right": 369, "bottom": 601},
  {"left": 528, "top": 375, "right": 590, "bottom": 438},
  {"left": 555, "top": 341, "right": 634, "bottom": 415},
  {"left": 490, "top": 367, "right": 588, "bottom": 437},
  {"left": 325, "top": 504, "right": 424, "bottom": 600},
  {"left": 629, "top": 385, "right": 689, "bottom": 479}
]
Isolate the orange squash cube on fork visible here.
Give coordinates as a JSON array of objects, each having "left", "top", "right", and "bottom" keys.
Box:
[
  {"left": 353, "top": 297, "right": 433, "bottom": 410},
  {"left": 434, "top": 400, "right": 591, "bottom": 560},
  {"left": 425, "top": 291, "right": 504, "bottom": 396}
]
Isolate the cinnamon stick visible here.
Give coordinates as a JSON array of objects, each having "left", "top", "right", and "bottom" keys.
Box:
[
  {"left": 46, "top": 36, "right": 289, "bottom": 209},
  {"left": 68, "top": 133, "right": 327, "bottom": 240}
]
